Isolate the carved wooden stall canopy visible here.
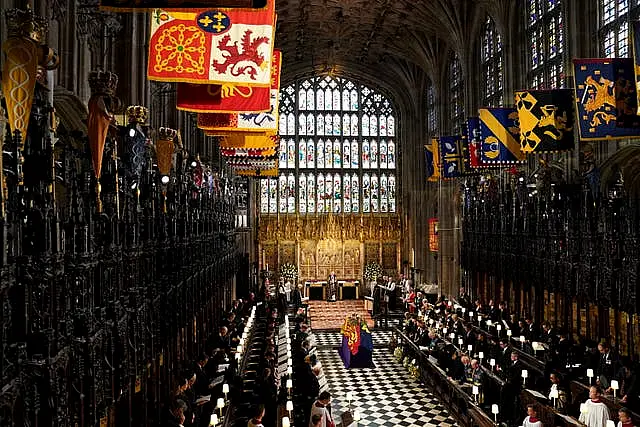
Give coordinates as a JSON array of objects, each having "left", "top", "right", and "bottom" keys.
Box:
[{"left": 259, "top": 213, "right": 400, "bottom": 282}]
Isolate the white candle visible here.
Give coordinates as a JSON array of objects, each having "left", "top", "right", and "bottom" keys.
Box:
[
  {"left": 458, "top": 338, "right": 463, "bottom": 346},
  {"left": 287, "top": 366, "right": 292, "bottom": 375},
  {"left": 611, "top": 380, "right": 619, "bottom": 398},
  {"left": 519, "top": 335, "right": 526, "bottom": 343},
  {"left": 550, "top": 389, "right": 559, "bottom": 399},
  {"left": 472, "top": 385, "right": 479, "bottom": 395},
  {"left": 467, "top": 344, "right": 473, "bottom": 353},
  {"left": 346, "top": 391, "right": 353, "bottom": 401},
  {"left": 479, "top": 352, "right": 484, "bottom": 359},
  {"left": 606, "top": 421, "right": 616, "bottom": 427},
  {"left": 210, "top": 414, "right": 218, "bottom": 426},
  {"left": 490, "top": 358, "right": 495, "bottom": 367},
  {"left": 286, "top": 400, "right": 293, "bottom": 411},
  {"left": 282, "top": 416, "right": 290, "bottom": 427},
  {"left": 354, "top": 410, "right": 361, "bottom": 421},
  {"left": 507, "top": 329, "right": 512, "bottom": 337},
  {"left": 521, "top": 369, "right": 528, "bottom": 378},
  {"left": 449, "top": 332, "right": 455, "bottom": 340},
  {"left": 469, "top": 311, "right": 474, "bottom": 318},
  {"left": 492, "top": 404, "right": 499, "bottom": 414},
  {"left": 286, "top": 379, "right": 293, "bottom": 389},
  {"left": 222, "top": 383, "right": 229, "bottom": 394},
  {"left": 216, "top": 398, "right": 225, "bottom": 409}
]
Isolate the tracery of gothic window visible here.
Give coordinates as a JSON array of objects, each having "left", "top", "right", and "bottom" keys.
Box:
[
  {"left": 263, "top": 76, "right": 397, "bottom": 214},
  {"left": 527, "top": 0, "right": 566, "bottom": 89},
  {"left": 449, "top": 55, "right": 466, "bottom": 135},
  {"left": 481, "top": 16, "right": 504, "bottom": 107}
]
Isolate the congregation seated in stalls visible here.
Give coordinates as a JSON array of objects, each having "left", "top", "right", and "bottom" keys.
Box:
[{"left": 394, "top": 292, "right": 639, "bottom": 427}]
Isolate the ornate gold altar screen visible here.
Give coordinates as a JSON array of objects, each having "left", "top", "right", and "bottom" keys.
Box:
[{"left": 258, "top": 213, "right": 401, "bottom": 282}]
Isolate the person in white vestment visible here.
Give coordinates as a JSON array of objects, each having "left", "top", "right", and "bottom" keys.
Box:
[
  {"left": 579, "top": 386, "right": 611, "bottom": 427},
  {"left": 522, "top": 404, "right": 543, "bottom": 427},
  {"left": 309, "top": 391, "right": 335, "bottom": 427},
  {"left": 284, "top": 280, "right": 292, "bottom": 303}
]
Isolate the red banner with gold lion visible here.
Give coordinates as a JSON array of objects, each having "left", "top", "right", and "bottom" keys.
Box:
[{"left": 176, "top": 49, "right": 279, "bottom": 113}]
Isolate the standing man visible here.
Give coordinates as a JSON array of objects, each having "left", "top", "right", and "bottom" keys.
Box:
[
  {"left": 327, "top": 271, "right": 337, "bottom": 302},
  {"left": 386, "top": 275, "right": 397, "bottom": 311},
  {"left": 309, "top": 391, "right": 335, "bottom": 427},
  {"left": 579, "top": 386, "right": 611, "bottom": 427}
]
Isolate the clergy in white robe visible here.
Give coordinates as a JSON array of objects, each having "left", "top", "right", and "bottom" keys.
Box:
[
  {"left": 578, "top": 386, "right": 611, "bottom": 427},
  {"left": 522, "top": 404, "right": 543, "bottom": 427},
  {"left": 309, "top": 392, "right": 335, "bottom": 427}
]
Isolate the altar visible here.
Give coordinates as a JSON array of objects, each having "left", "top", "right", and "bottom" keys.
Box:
[
  {"left": 305, "top": 280, "right": 360, "bottom": 301},
  {"left": 338, "top": 315, "right": 374, "bottom": 368}
]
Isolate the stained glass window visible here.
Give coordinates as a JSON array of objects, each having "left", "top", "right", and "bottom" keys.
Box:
[
  {"left": 449, "top": 55, "right": 465, "bottom": 134},
  {"left": 599, "top": 0, "right": 638, "bottom": 57},
  {"left": 426, "top": 81, "right": 437, "bottom": 136},
  {"left": 526, "top": 0, "right": 565, "bottom": 88},
  {"left": 263, "top": 76, "right": 398, "bottom": 214},
  {"left": 481, "top": 16, "right": 504, "bottom": 107}
]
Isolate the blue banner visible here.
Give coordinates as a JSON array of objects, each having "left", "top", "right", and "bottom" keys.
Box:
[
  {"left": 479, "top": 108, "right": 525, "bottom": 164},
  {"left": 573, "top": 58, "right": 640, "bottom": 140},
  {"left": 439, "top": 135, "right": 466, "bottom": 178}
]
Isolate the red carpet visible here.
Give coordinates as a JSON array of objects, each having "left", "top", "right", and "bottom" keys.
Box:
[{"left": 308, "top": 299, "right": 374, "bottom": 330}]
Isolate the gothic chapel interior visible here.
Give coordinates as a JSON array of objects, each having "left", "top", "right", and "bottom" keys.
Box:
[{"left": 1, "top": 0, "right": 640, "bottom": 426}]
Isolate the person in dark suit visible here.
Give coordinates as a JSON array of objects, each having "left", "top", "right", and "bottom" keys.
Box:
[
  {"left": 598, "top": 342, "right": 619, "bottom": 389},
  {"left": 541, "top": 322, "right": 558, "bottom": 349},
  {"left": 193, "top": 353, "right": 212, "bottom": 397},
  {"left": 463, "top": 323, "right": 476, "bottom": 347},
  {"left": 447, "top": 350, "right": 466, "bottom": 382},
  {"left": 291, "top": 283, "right": 303, "bottom": 309},
  {"left": 525, "top": 317, "right": 539, "bottom": 341},
  {"left": 497, "top": 338, "right": 513, "bottom": 372}
]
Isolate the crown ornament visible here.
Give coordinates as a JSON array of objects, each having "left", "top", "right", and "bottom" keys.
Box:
[
  {"left": 158, "top": 127, "right": 177, "bottom": 141},
  {"left": 89, "top": 70, "right": 119, "bottom": 96},
  {"left": 5, "top": 8, "right": 48, "bottom": 44},
  {"left": 126, "top": 105, "right": 148, "bottom": 124}
]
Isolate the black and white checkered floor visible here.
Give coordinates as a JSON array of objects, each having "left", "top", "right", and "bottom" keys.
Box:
[{"left": 314, "top": 330, "right": 458, "bottom": 427}]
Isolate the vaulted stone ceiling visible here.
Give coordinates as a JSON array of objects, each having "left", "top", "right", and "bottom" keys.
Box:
[
  {"left": 275, "top": 0, "right": 510, "bottom": 88},
  {"left": 276, "top": 0, "right": 484, "bottom": 79}
]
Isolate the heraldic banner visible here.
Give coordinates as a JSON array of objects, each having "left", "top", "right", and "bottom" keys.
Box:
[
  {"left": 573, "top": 58, "right": 640, "bottom": 140},
  {"left": 429, "top": 218, "right": 438, "bottom": 252},
  {"left": 632, "top": 20, "right": 640, "bottom": 115},
  {"left": 439, "top": 135, "right": 466, "bottom": 178},
  {"left": 147, "top": 3, "right": 275, "bottom": 85},
  {"left": 514, "top": 89, "right": 575, "bottom": 153},
  {"left": 467, "top": 117, "right": 492, "bottom": 169},
  {"left": 198, "top": 88, "right": 279, "bottom": 132},
  {"left": 478, "top": 107, "right": 525, "bottom": 164},
  {"left": 101, "top": 0, "right": 266, "bottom": 11},
  {"left": 176, "top": 49, "right": 280, "bottom": 113},
  {"left": 426, "top": 138, "right": 440, "bottom": 182}
]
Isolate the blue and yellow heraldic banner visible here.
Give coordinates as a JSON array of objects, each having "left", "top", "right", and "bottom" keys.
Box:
[
  {"left": 479, "top": 108, "right": 525, "bottom": 164},
  {"left": 514, "top": 89, "right": 575, "bottom": 153},
  {"left": 573, "top": 58, "right": 640, "bottom": 141},
  {"left": 439, "top": 135, "right": 466, "bottom": 178},
  {"left": 424, "top": 145, "right": 435, "bottom": 180}
]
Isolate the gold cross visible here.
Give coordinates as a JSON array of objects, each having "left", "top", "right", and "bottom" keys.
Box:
[{"left": 199, "top": 15, "right": 213, "bottom": 27}]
